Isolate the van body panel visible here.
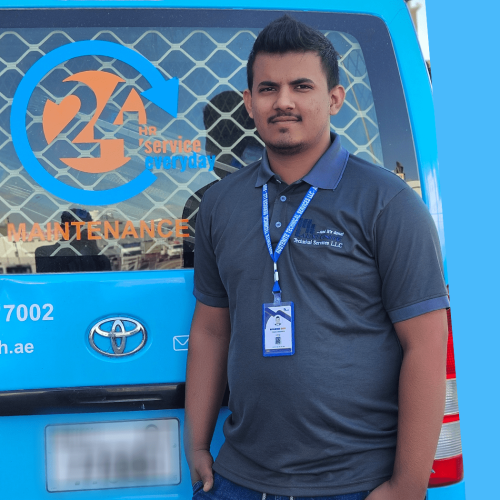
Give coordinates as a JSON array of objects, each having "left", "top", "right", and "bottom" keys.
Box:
[
  {"left": 0, "top": 0, "right": 403, "bottom": 21},
  {"left": 0, "top": 270, "right": 195, "bottom": 391}
]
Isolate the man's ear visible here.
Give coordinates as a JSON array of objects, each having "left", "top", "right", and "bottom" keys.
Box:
[
  {"left": 329, "top": 85, "right": 345, "bottom": 116},
  {"left": 243, "top": 88, "right": 254, "bottom": 119}
]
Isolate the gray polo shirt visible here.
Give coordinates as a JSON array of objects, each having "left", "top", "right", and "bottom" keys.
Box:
[{"left": 193, "top": 134, "right": 449, "bottom": 496}]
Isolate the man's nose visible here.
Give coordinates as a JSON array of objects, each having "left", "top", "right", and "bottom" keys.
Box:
[{"left": 273, "top": 88, "right": 295, "bottom": 110}]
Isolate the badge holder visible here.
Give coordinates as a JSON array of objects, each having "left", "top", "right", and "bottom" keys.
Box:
[
  {"left": 262, "top": 300, "right": 295, "bottom": 357},
  {"left": 262, "top": 266, "right": 295, "bottom": 357}
]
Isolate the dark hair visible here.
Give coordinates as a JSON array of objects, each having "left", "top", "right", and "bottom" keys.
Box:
[{"left": 247, "top": 15, "right": 340, "bottom": 92}]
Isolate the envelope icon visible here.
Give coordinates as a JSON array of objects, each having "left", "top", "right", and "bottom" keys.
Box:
[{"left": 173, "top": 335, "right": 190, "bottom": 351}]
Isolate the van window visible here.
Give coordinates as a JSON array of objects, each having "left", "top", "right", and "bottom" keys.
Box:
[{"left": 0, "top": 9, "right": 418, "bottom": 274}]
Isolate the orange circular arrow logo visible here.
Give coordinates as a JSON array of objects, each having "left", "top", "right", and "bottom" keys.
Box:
[{"left": 42, "top": 70, "right": 147, "bottom": 174}]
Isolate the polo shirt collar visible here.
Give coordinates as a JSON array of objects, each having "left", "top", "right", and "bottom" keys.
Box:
[{"left": 254, "top": 133, "right": 349, "bottom": 189}]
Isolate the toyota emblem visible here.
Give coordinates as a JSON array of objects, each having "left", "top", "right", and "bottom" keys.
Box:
[{"left": 89, "top": 317, "right": 147, "bottom": 357}]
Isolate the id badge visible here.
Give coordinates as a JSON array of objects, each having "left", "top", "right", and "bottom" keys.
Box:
[{"left": 262, "top": 302, "right": 295, "bottom": 356}]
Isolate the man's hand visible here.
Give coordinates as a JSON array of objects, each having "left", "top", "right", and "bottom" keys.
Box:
[
  {"left": 190, "top": 449, "right": 215, "bottom": 491},
  {"left": 366, "top": 479, "right": 425, "bottom": 500}
]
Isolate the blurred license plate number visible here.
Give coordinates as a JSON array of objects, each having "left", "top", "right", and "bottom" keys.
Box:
[{"left": 46, "top": 418, "right": 180, "bottom": 492}]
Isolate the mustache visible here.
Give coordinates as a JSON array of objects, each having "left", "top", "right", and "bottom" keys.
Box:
[{"left": 267, "top": 112, "right": 302, "bottom": 124}]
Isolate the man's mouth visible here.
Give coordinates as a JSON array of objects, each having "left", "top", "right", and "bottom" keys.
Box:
[{"left": 268, "top": 114, "right": 302, "bottom": 124}]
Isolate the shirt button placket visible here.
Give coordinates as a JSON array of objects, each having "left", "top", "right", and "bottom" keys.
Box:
[
  {"left": 269, "top": 185, "right": 286, "bottom": 242},
  {"left": 274, "top": 191, "right": 288, "bottom": 230}
]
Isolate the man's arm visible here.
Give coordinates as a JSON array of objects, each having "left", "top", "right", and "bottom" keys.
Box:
[
  {"left": 184, "top": 301, "right": 231, "bottom": 491},
  {"left": 367, "top": 308, "right": 448, "bottom": 500}
]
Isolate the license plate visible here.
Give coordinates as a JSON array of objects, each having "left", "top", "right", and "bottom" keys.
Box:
[{"left": 45, "top": 418, "right": 180, "bottom": 492}]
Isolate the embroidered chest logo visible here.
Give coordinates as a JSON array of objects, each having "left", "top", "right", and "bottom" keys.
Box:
[{"left": 293, "top": 218, "right": 344, "bottom": 248}]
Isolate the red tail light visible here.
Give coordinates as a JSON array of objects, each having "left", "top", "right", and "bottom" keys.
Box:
[
  {"left": 430, "top": 455, "right": 464, "bottom": 488},
  {"left": 428, "top": 308, "right": 464, "bottom": 487}
]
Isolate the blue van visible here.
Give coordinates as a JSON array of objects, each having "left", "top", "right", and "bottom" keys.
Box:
[{"left": 0, "top": 1, "right": 464, "bottom": 498}]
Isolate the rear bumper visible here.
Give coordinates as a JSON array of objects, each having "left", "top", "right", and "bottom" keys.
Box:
[
  {"left": 0, "top": 403, "right": 465, "bottom": 499},
  {"left": 428, "top": 479, "right": 466, "bottom": 500}
]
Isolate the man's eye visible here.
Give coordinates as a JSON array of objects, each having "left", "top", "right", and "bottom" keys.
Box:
[
  {"left": 259, "top": 87, "right": 275, "bottom": 92},
  {"left": 296, "top": 85, "right": 312, "bottom": 90}
]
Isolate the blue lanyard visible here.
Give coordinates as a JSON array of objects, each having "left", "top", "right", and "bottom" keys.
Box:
[{"left": 262, "top": 183, "right": 318, "bottom": 304}]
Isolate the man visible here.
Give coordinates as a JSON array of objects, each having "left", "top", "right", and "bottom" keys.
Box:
[{"left": 185, "top": 15, "right": 449, "bottom": 500}]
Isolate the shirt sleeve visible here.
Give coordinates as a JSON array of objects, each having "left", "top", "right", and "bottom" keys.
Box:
[
  {"left": 375, "top": 187, "right": 449, "bottom": 323},
  {"left": 193, "top": 191, "right": 229, "bottom": 308}
]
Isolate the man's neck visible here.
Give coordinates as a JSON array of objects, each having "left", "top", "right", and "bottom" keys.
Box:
[{"left": 266, "top": 133, "right": 332, "bottom": 185}]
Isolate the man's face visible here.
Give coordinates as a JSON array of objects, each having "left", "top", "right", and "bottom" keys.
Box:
[{"left": 243, "top": 51, "right": 345, "bottom": 155}]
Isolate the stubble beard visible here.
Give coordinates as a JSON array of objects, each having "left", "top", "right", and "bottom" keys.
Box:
[
  {"left": 265, "top": 131, "right": 306, "bottom": 156},
  {"left": 262, "top": 111, "right": 306, "bottom": 156}
]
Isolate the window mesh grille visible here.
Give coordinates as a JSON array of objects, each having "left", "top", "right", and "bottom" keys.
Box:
[{"left": 0, "top": 26, "right": 382, "bottom": 272}]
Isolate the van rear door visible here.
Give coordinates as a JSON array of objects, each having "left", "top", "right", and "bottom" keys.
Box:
[{"left": 0, "top": 5, "right": 423, "bottom": 498}]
